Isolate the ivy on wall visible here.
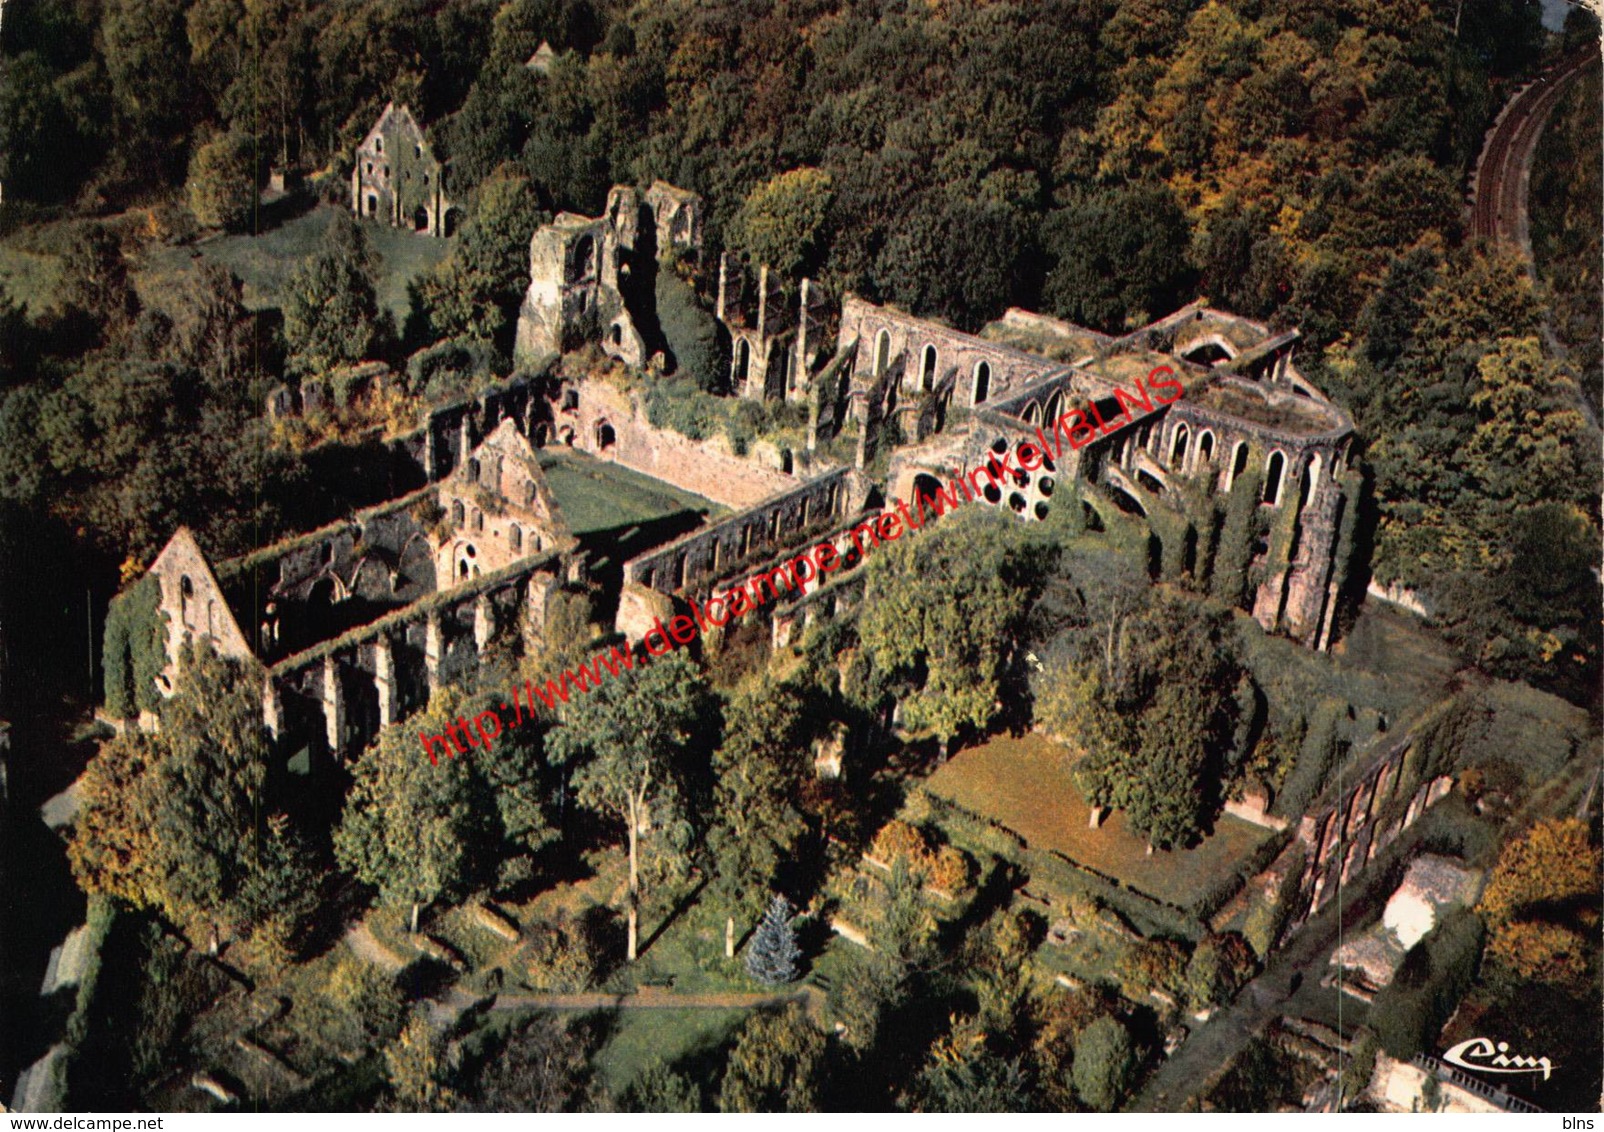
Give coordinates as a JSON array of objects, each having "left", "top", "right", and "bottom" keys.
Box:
[{"left": 102, "top": 575, "right": 166, "bottom": 719}]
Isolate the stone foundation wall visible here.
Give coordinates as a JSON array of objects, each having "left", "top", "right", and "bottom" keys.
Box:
[{"left": 1279, "top": 722, "right": 1458, "bottom": 932}]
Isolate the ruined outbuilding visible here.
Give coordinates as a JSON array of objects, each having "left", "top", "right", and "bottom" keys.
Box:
[{"left": 351, "top": 103, "right": 458, "bottom": 237}]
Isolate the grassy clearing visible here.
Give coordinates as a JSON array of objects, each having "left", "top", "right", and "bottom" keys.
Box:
[
  {"left": 1324, "top": 601, "right": 1460, "bottom": 709},
  {"left": 537, "top": 447, "right": 724, "bottom": 535},
  {"left": 925, "top": 733, "right": 1273, "bottom": 911},
  {"left": 140, "top": 205, "right": 450, "bottom": 325},
  {"left": 0, "top": 238, "right": 66, "bottom": 313},
  {"left": 590, "top": 1007, "right": 749, "bottom": 1097}
]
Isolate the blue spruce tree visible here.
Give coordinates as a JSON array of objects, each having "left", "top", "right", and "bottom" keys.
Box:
[{"left": 744, "top": 895, "right": 801, "bottom": 985}]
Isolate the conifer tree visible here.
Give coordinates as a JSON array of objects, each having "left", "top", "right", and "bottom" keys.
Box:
[{"left": 745, "top": 895, "right": 801, "bottom": 985}]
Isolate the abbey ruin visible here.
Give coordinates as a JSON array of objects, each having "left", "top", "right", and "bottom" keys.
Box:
[{"left": 114, "top": 178, "right": 1358, "bottom": 780}]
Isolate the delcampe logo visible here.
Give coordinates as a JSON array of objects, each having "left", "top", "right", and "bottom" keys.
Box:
[{"left": 1442, "top": 1037, "right": 1554, "bottom": 1081}]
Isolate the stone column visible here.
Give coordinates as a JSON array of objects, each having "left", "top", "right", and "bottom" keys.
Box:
[
  {"left": 458, "top": 413, "right": 474, "bottom": 472},
  {"left": 322, "top": 655, "right": 344, "bottom": 759},
  {"left": 424, "top": 612, "right": 443, "bottom": 694},
  {"left": 374, "top": 636, "right": 397, "bottom": 727},
  {"left": 474, "top": 595, "right": 494, "bottom": 652},
  {"left": 424, "top": 422, "right": 439, "bottom": 481},
  {"left": 523, "top": 571, "right": 556, "bottom": 651},
  {"left": 262, "top": 675, "right": 282, "bottom": 742}
]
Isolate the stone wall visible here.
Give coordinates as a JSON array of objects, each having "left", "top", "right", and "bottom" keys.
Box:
[
  {"left": 540, "top": 378, "right": 799, "bottom": 509},
  {"left": 1279, "top": 722, "right": 1459, "bottom": 932},
  {"left": 265, "top": 556, "right": 570, "bottom": 761},
  {"left": 837, "top": 294, "right": 1070, "bottom": 409},
  {"left": 622, "top": 467, "right": 864, "bottom": 605},
  {"left": 216, "top": 491, "right": 437, "bottom": 665},
  {"left": 148, "top": 529, "right": 255, "bottom": 697},
  {"left": 350, "top": 103, "right": 455, "bottom": 237},
  {"left": 513, "top": 181, "right": 705, "bottom": 370}
]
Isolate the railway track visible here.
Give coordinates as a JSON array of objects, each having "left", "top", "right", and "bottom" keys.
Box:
[{"left": 1469, "top": 47, "right": 1597, "bottom": 258}]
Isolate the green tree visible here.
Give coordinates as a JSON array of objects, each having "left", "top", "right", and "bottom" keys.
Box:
[
  {"left": 1209, "top": 470, "right": 1262, "bottom": 609},
  {"left": 1043, "top": 183, "right": 1193, "bottom": 331},
  {"left": 621, "top": 1059, "right": 700, "bottom": 1112},
  {"left": 1463, "top": 338, "right": 1593, "bottom": 512},
  {"left": 829, "top": 951, "right": 909, "bottom": 1054},
  {"left": 656, "top": 260, "right": 723, "bottom": 390},
  {"left": 1371, "top": 908, "right": 1485, "bottom": 1059},
  {"left": 915, "top": 1052, "right": 1035, "bottom": 1113},
  {"left": 744, "top": 895, "right": 801, "bottom": 985},
  {"left": 334, "top": 691, "right": 480, "bottom": 932},
  {"left": 282, "top": 211, "right": 381, "bottom": 375},
  {"left": 1184, "top": 933, "right": 1257, "bottom": 1009},
  {"left": 101, "top": 0, "right": 191, "bottom": 173},
  {"left": 548, "top": 650, "right": 710, "bottom": 961},
  {"left": 0, "top": 52, "right": 94, "bottom": 203},
  {"left": 473, "top": 1014, "right": 587, "bottom": 1112},
  {"left": 860, "top": 508, "right": 1051, "bottom": 753},
  {"left": 730, "top": 167, "right": 834, "bottom": 278},
  {"left": 1074, "top": 595, "right": 1241, "bottom": 849},
  {"left": 67, "top": 731, "right": 166, "bottom": 909},
  {"left": 59, "top": 225, "right": 137, "bottom": 332},
  {"left": 717, "top": 1003, "right": 826, "bottom": 1113},
  {"left": 235, "top": 812, "right": 320, "bottom": 965},
  {"left": 187, "top": 129, "right": 259, "bottom": 231},
  {"left": 152, "top": 642, "right": 271, "bottom": 932},
  {"left": 1274, "top": 696, "right": 1343, "bottom": 817},
  {"left": 415, "top": 165, "right": 547, "bottom": 342},
  {"left": 1073, "top": 1014, "right": 1135, "bottom": 1112},
  {"left": 1479, "top": 818, "right": 1601, "bottom": 926},
  {"left": 707, "top": 680, "right": 808, "bottom": 957},
  {"left": 383, "top": 1011, "right": 460, "bottom": 1112}
]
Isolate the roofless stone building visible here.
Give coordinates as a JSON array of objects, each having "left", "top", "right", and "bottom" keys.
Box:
[
  {"left": 351, "top": 102, "right": 458, "bottom": 238},
  {"left": 110, "top": 178, "right": 1361, "bottom": 783}
]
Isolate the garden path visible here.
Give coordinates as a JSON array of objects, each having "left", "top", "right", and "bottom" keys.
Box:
[{"left": 423, "top": 984, "right": 826, "bottom": 1028}]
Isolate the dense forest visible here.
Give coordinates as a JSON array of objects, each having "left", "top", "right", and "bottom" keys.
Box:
[{"left": 0, "top": 0, "right": 1597, "bottom": 704}]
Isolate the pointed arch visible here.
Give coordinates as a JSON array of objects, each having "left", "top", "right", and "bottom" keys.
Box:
[
  {"left": 1226, "top": 441, "right": 1250, "bottom": 490},
  {"left": 1263, "top": 450, "right": 1287, "bottom": 506},
  {"left": 1170, "top": 423, "right": 1190, "bottom": 469}
]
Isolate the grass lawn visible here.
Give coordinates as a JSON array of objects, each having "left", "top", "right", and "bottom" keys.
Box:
[
  {"left": 139, "top": 204, "right": 451, "bottom": 325},
  {"left": 0, "top": 213, "right": 108, "bottom": 313},
  {"left": 589, "top": 1007, "right": 749, "bottom": 1097},
  {"left": 925, "top": 732, "right": 1273, "bottom": 912},
  {"left": 537, "top": 447, "right": 725, "bottom": 535}
]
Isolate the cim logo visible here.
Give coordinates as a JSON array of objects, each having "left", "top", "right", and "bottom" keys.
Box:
[{"left": 1442, "top": 1037, "right": 1554, "bottom": 1081}]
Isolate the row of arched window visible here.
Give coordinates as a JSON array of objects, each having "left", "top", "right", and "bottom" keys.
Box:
[
  {"left": 1128, "top": 420, "right": 1321, "bottom": 509},
  {"left": 870, "top": 330, "right": 998, "bottom": 406}
]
